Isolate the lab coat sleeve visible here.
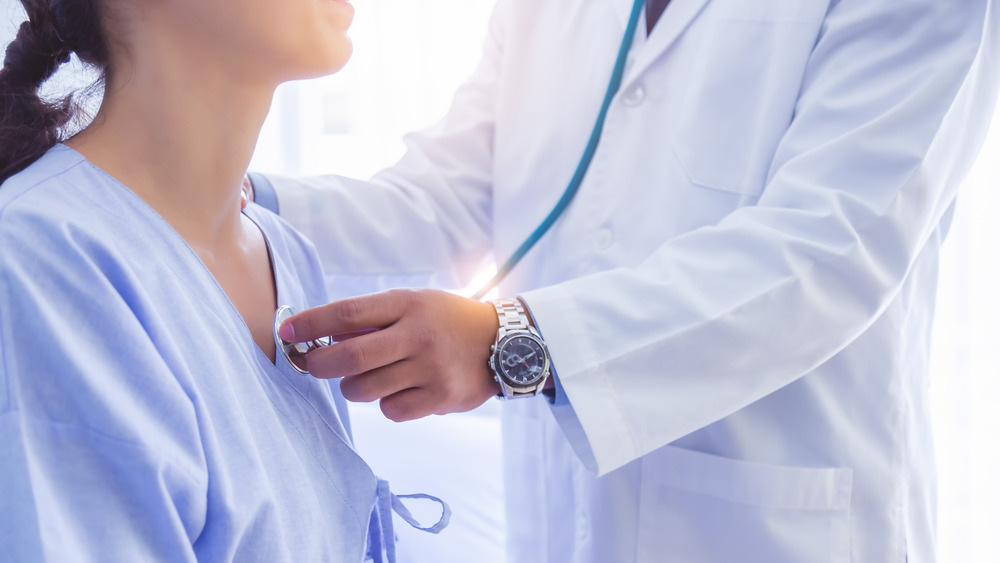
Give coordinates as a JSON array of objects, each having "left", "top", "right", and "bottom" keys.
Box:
[
  {"left": 521, "top": 0, "right": 1000, "bottom": 475},
  {"left": 261, "top": 4, "right": 511, "bottom": 290},
  {"left": 0, "top": 221, "right": 207, "bottom": 560}
]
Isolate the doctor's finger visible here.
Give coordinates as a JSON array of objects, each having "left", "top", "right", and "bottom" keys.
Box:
[
  {"left": 378, "top": 387, "right": 440, "bottom": 423},
  {"left": 304, "top": 328, "right": 410, "bottom": 380},
  {"left": 280, "top": 289, "right": 414, "bottom": 343},
  {"left": 338, "top": 360, "right": 418, "bottom": 404}
]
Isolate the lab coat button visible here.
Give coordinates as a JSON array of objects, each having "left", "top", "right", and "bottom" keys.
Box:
[
  {"left": 594, "top": 228, "right": 615, "bottom": 251},
  {"left": 622, "top": 84, "right": 646, "bottom": 107}
]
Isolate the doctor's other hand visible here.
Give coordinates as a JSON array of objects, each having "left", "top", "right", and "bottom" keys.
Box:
[
  {"left": 278, "top": 289, "right": 502, "bottom": 421},
  {"left": 241, "top": 175, "right": 255, "bottom": 203}
]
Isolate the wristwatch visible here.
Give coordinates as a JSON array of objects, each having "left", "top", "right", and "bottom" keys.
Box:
[{"left": 488, "top": 298, "right": 551, "bottom": 399}]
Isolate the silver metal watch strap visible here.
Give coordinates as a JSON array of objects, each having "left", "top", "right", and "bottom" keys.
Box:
[
  {"left": 492, "top": 298, "right": 531, "bottom": 337},
  {"left": 490, "top": 298, "right": 548, "bottom": 398}
]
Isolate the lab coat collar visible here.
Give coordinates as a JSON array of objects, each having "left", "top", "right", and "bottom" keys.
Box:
[{"left": 615, "top": 0, "right": 713, "bottom": 85}]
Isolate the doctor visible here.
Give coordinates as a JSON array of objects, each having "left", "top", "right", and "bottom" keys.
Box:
[{"left": 252, "top": 0, "right": 999, "bottom": 561}]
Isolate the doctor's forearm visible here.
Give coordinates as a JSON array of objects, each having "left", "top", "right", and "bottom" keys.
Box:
[
  {"left": 249, "top": 3, "right": 504, "bottom": 283},
  {"left": 252, "top": 172, "right": 492, "bottom": 283}
]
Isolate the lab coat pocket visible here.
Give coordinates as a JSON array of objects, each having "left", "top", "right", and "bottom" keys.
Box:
[
  {"left": 672, "top": 0, "right": 826, "bottom": 198},
  {"left": 638, "top": 445, "right": 852, "bottom": 563}
]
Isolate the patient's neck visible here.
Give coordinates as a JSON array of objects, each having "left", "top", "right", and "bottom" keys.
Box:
[{"left": 67, "top": 40, "right": 274, "bottom": 250}]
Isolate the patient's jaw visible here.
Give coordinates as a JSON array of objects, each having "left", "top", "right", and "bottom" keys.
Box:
[{"left": 106, "top": 0, "right": 355, "bottom": 88}]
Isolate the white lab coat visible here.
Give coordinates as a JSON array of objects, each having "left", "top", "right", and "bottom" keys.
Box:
[{"left": 266, "top": 0, "right": 1000, "bottom": 561}]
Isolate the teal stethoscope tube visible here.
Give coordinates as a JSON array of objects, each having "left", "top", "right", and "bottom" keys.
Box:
[{"left": 471, "top": 0, "right": 646, "bottom": 300}]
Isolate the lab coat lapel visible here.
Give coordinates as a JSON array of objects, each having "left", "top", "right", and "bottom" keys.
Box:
[{"left": 624, "top": 0, "right": 712, "bottom": 84}]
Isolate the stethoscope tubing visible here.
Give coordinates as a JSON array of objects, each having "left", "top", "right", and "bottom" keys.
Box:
[
  {"left": 470, "top": 0, "right": 646, "bottom": 301},
  {"left": 277, "top": 0, "right": 646, "bottom": 374}
]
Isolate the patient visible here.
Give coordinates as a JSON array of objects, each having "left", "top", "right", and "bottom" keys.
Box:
[{"left": 0, "top": 0, "right": 419, "bottom": 560}]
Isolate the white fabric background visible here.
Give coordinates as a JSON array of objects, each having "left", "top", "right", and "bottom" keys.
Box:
[{"left": 2, "top": 0, "right": 997, "bottom": 560}]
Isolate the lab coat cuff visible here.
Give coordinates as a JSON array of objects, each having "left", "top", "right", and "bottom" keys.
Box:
[
  {"left": 514, "top": 296, "right": 568, "bottom": 407},
  {"left": 519, "top": 285, "right": 636, "bottom": 476},
  {"left": 247, "top": 173, "right": 280, "bottom": 215},
  {"left": 551, "top": 369, "right": 571, "bottom": 406}
]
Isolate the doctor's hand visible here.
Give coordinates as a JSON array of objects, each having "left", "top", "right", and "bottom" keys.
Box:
[{"left": 277, "top": 289, "right": 502, "bottom": 421}]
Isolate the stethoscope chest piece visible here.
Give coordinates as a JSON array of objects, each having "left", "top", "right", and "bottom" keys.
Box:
[{"left": 273, "top": 305, "right": 332, "bottom": 374}]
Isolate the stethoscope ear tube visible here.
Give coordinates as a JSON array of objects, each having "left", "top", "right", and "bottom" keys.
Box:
[{"left": 470, "top": 0, "right": 646, "bottom": 301}]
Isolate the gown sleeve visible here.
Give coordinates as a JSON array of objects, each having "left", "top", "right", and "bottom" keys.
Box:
[
  {"left": 0, "top": 212, "right": 208, "bottom": 561},
  {"left": 521, "top": 0, "right": 1000, "bottom": 474}
]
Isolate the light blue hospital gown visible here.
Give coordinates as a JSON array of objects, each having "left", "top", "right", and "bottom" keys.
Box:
[{"left": 0, "top": 145, "right": 393, "bottom": 561}]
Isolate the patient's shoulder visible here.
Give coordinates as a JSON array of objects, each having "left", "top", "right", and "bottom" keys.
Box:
[
  {"left": 0, "top": 145, "right": 118, "bottom": 230},
  {"left": 0, "top": 146, "right": 139, "bottom": 276}
]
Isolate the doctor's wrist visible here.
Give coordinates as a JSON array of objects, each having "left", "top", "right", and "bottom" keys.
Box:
[{"left": 488, "top": 297, "right": 556, "bottom": 400}]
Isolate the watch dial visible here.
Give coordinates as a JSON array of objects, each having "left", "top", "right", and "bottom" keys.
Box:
[{"left": 499, "top": 336, "right": 547, "bottom": 385}]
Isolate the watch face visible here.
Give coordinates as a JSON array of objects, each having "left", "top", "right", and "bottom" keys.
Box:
[{"left": 498, "top": 334, "right": 548, "bottom": 386}]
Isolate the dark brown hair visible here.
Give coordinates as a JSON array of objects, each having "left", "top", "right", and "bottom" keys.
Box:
[{"left": 0, "top": 0, "right": 108, "bottom": 184}]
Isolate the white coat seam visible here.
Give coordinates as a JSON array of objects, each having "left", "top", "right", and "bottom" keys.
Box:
[
  {"left": 559, "top": 284, "right": 642, "bottom": 468},
  {"left": 599, "top": 361, "right": 642, "bottom": 462}
]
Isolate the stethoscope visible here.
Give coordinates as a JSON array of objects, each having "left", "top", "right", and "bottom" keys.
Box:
[
  {"left": 274, "top": 305, "right": 331, "bottom": 374},
  {"left": 275, "top": 0, "right": 647, "bottom": 373}
]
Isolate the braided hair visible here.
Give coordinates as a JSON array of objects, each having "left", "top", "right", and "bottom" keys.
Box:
[{"left": 0, "top": 0, "right": 108, "bottom": 184}]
